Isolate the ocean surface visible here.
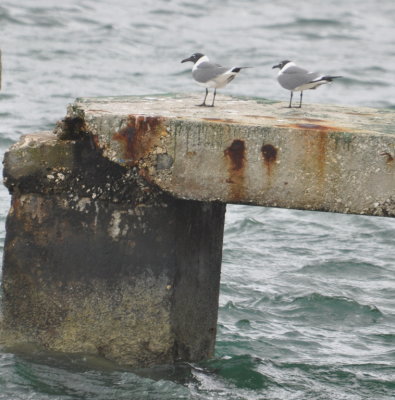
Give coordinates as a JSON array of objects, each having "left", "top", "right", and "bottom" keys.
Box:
[{"left": 0, "top": 0, "right": 395, "bottom": 399}]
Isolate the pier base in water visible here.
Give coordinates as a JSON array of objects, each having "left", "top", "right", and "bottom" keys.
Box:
[
  {"left": 1, "top": 132, "right": 225, "bottom": 366},
  {"left": 2, "top": 94, "right": 395, "bottom": 367}
]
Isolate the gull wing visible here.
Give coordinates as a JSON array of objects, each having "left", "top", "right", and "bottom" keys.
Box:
[
  {"left": 278, "top": 65, "right": 321, "bottom": 90},
  {"left": 193, "top": 61, "right": 230, "bottom": 83}
]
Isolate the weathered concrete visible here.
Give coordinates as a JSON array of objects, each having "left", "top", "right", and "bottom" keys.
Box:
[
  {"left": 65, "top": 94, "right": 395, "bottom": 216},
  {"left": 2, "top": 131, "right": 225, "bottom": 366},
  {"left": 1, "top": 94, "right": 395, "bottom": 367}
]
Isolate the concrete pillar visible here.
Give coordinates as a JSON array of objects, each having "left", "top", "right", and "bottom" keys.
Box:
[
  {"left": 2, "top": 94, "right": 395, "bottom": 367},
  {"left": 1, "top": 133, "right": 226, "bottom": 366}
]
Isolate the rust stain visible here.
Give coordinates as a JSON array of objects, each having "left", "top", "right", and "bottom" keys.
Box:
[
  {"left": 275, "top": 122, "right": 349, "bottom": 186},
  {"left": 276, "top": 123, "right": 343, "bottom": 132},
  {"left": 138, "top": 167, "right": 153, "bottom": 184},
  {"left": 380, "top": 151, "right": 394, "bottom": 164},
  {"left": 296, "top": 123, "right": 335, "bottom": 131},
  {"left": 302, "top": 130, "right": 328, "bottom": 183},
  {"left": 202, "top": 117, "right": 236, "bottom": 123},
  {"left": 261, "top": 144, "right": 278, "bottom": 176},
  {"left": 273, "top": 122, "right": 333, "bottom": 197},
  {"left": 289, "top": 117, "right": 325, "bottom": 123},
  {"left": 316, "top": 132, "right": 327, "bottom": 179},
  {"left": 11, "top": 196, "right": 21, "bottom": 216},
  {"left": 91, "top": 134, "right": 100, "bottom": 148},
  {"left": 112, "top": 115, "right": 165, "bottom": 166},
  {"left": 224, "top": 139, "right": 245, "bottom": 171},
  {"left": 224, "top": 139, "right": 246, "bottom": 201},
  {"left": 244, "top": 115, "right": 276, "bottom": 119}
]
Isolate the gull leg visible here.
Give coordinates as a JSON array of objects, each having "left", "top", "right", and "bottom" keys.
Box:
[
  {"left": 208, "top": 88, "right": 217, "bottom": 107},
  {"left": 288, "top": 91, "right": 293, "bottom": 108},
  {"left": 297, "top": 91, "right": 303, "bottom": 108},
  {"left": 197, "top": 88, "right": 208, "bottom": 107}
]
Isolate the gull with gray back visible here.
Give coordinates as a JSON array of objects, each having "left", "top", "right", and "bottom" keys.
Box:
[
  {"left": 181, "top": 52, "right": 249, "bottom": 107},
  {"left": 273, "top": 60, "right": 342, "bottom": 108}
]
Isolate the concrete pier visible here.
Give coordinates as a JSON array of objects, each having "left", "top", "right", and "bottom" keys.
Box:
[
  {"left": 67, "top": 94, "right": 395, "bottom": 215},
  {"left": 1, "top": 94, "right": 395, "bottom": 366},
  {"left": 2, "top": 132, "right": 225, "bottom": 366}
]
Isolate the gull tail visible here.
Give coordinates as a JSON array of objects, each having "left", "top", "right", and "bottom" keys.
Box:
[
  {"left": 231, "top": 66, "right": 253, "bottom": 73},
  {"left": 320, "top": 75, "right": 343, "bottom": 82}
]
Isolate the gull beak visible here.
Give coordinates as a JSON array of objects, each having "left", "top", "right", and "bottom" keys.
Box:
[
  {"left": 181, "top": 57, "right": 193, "bottom": 63},
  {"left": 272, "top": 64, "right": 281, "bottom": 69}
]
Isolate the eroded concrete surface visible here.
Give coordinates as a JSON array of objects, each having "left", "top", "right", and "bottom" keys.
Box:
[
  {"left": 60, "top": 93, "right": 395, "bottom": 217},
  {"left": 2, "top": 127, "right": 225, "bottom": 366},
  {"left": 2, "top": 93, "right": 395, "bottom": 367}
]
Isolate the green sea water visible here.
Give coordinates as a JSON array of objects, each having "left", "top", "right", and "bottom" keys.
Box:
[{"left": 0, "top": 0, "right": 394, "bottom": 399}]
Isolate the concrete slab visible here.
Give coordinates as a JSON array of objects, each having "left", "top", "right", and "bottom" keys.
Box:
[{"left": 66, "top": 94, "right": 395, "bottom": 217}]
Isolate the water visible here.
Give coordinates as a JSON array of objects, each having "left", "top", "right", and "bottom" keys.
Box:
[{"left": 0, "top": 0, "right": 395, "bottom": 399}]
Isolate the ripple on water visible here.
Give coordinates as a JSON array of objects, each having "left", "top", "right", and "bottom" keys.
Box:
[{"left": 278, "top": 292, "right": 383, "bottom": 328}]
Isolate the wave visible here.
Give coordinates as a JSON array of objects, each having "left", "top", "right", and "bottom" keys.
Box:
[
  {"left": 0, "top": 136, "right": 16, "bottom": 147},
  {"left": 0, "top": 7, "right": 24, "bottom": 25},
  {"left": 224, "top": 216, "right": 265, "bottom": 237},
  {"left": 201, "top": 354, "right": 271, "bottom": 390},
  {"left": 0, "top": 7, "right": 63, "bottom": 27},
  {"left": 149, "top": 8, "right": 178, "bottom": 16},
  {"left": 283, "top": 292, "right": 383, "bottom": 325},
  {"left": 340, "top": 77, "right": 389, "bottom": 87},
  {"left": 0, "top": 94, "right": 17, "bottom": 100},
  {"left": 297, "top": 260, "right": 387, "bottom": 279},
  {"left": 266, "top": 17, "right": 344, "bottom": 30}
]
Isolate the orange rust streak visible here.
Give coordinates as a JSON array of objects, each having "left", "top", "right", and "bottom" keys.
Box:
[
  {"left": 317, "top": 131, "right": 327, "bottom": 179},
  {"left": 261, "top": 144, "right": 278, "bottom": 177},
  {"left": 92, "top": 134, "right": 100, "bottom": 148},
  {"left": 224, "top": 140, "right": 246, "bottom": 201},
  {"left": 11, "top": 196, "right": 21, "bottom": 216},
  {"left": 380, "top": 152, "right": 394, "bottom": 164},
  {"left": 275, "top": 123, "right": 344, "bottom": 132},
  {"left": 244, "top": 115, "right": 276, "bottom": 119},
  {"left": 302, "top": 130, "right": 328, "bottom": 182},
  {"left": 112, "top": 115, "right": 165, "bottom": 166},
  {"left": 289, "top": 117, "right": 326, "bottom": 123}
]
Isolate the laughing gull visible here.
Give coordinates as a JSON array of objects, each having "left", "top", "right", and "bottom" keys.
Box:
[
  {"left": 272, "top": 60, "right": 342, "bottom": 108},
  {"left": 181, "top": 53, "right": 248, "bottom": 107}
]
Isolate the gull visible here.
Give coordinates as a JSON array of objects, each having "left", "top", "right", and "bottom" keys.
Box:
[
  {"left": 272, "top": 60, "right": 342, "bottom": 108},
  {"left": 181, "top": 52, "right": 249, "bottom": 107}
]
